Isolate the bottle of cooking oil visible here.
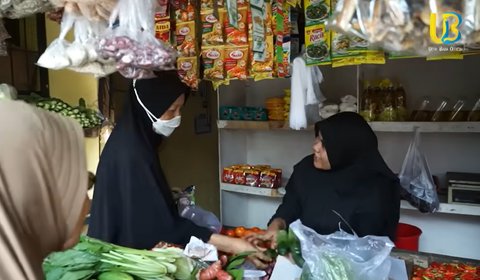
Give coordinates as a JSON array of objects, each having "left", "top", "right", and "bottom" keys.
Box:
[
  {"left": 359, "top": 81, "right": 375, "bottom": 121},
  {"left": 395, "top": 83, "right": 408, "bottom": 121}
]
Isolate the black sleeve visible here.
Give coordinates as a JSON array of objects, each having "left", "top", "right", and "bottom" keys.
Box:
[
  {"left": 88, "top": 157, "right": 212, "bottom": 249},
  {"left": 269, "top": 170, "right": 302, "bottom": 226},
  {"left": 385, "top": 181, "right": 401, "bottom": 241}
]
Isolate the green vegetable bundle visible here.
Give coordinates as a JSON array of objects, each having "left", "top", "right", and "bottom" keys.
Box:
[
  {"left": 43, "top": 236, "right": 199, "bottom": 280},
  {"left": 20, "top": 93, "right": 102, "bottom": 129},
  {"left": 270, "top": 228, "right": 305, "bottom": 268}
]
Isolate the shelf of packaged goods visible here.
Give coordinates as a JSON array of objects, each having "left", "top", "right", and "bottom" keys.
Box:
[
  {"left": 220, "top": 183, "right": 284, "bottom": 198},
  {"left": 400, "top": 200, "right": 480, "bottom": 216},
  {"left": 217, "top": 120, "right": 480, "bottom": 133},
  {"left": 217, "top": 120, "right": 293, "bottom": 130}
]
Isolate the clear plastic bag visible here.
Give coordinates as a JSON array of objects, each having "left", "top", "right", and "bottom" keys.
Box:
[
  {"left": 37, "top": 10, "right": 75, "bottom": 70},
  {"left": 0, "top": 0, "right": 52, "bottom": 19},
  {"left": 0, "top": 19, "right": 10, "bottom": 56},
  {"left": 98, "top": 0, "right": 177, "bottom": 79},
  {"left": 290, "top": 220, "right": 394, "bottom": 280},
  {"left": 68, "top": 15, "right": 117, "bottom": 77},
  {"left": 327, "top": 0, "right": 478, "bottom": 55},
  {"left": 399, "top": 129, "right": 440, "bottom": 213}
]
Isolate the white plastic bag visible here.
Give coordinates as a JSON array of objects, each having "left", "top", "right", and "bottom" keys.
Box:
[
  {"left": 398, "top": 129, "right": 440, "bottom": 213},
  {"left": 37, "top": 10, "right": 75, "bottom": 70},
  {"left": 98, "top": 0, "right": 177, "bottom": 79},
  {"left": 290, "top": 220, "right": 394, "bottom": 280},
  {"left": 67, "top": 15, "right": 117, "bottom": 77}
]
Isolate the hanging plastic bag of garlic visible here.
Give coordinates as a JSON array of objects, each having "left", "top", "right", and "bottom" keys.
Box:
[{"left": 97, "top": 0, "right": 177, "bottom": 79}]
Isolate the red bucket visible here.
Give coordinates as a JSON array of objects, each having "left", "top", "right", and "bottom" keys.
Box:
[{"left": 395, "top": 223, "right": 422, "bottom": 251}]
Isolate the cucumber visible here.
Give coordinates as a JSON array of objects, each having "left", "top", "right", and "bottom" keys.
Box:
[{"left": 98, "top": 271, "right": 134, "bottom": 280}]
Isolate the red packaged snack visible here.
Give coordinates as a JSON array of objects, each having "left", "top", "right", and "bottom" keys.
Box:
[
  {"left": 259, "top": 170, "right": 278, "bottom": 188},
  {"left": 245, "top": 169, "right": 260, "bottom": 187},
  {"left": 273, "top": 168, "right": 283, "bottom": 188},
  {"left": 222, "top": 167, "right": 234, "bottom": 183},
  {"left": 233, "top": 168, "right": 246, "bottom": 185}
]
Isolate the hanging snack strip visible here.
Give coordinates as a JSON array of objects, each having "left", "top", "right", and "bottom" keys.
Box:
[
  {"left": 327, "top": 0, "right": 479, "bottom": 57},
  {"left": 155, "top": 0, "right": 172, "bottom": 44}
]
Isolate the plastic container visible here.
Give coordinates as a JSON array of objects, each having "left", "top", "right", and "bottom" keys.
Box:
[
  {"left": 410, "top": 96, "right": 432, "bottom": 121},
  {"left": 431, "top": 97, "right": 450, "bottom": 122},
  {"left": 468, "top": 97, "right": 480, "bottom": 121},
  {"left": 395, "top": 223, "right": 422, "bottom": 251}
]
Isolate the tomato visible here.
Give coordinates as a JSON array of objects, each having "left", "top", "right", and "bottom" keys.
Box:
[
  {"left": 225, "top": 229, "right": 235, "bottom": 237},
  {"left": 251, "top": 227, "right": 262, "bottom": 233},
  {"left": 460, "top": 272, "right": 477, "bottom": 280},
  {"left": 234, "top": 226, "right": 246, "bottom": 237},
  {"left": 243, "top": 229, "right": 255, "bottom": 237}
]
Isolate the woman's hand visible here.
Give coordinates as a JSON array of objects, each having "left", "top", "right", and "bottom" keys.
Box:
[
  {"left": 208, "top": 234, "right": 272, "bottom": 269},
  {"left": 230, "top": 238, "right": 272, "bottom": 269},
  {"left": 243, "top": 230, "right": 277, "bottom": 250}
]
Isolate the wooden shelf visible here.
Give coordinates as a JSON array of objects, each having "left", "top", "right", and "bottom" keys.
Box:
[
  {"left": 221, "top": 183, "right": 480, "bottom": 216},
  {"left": 220, "top": 183, "right": 284, "bottom": 198},
  {"left": 218, "top": 120, "right": 480, "bottom": 133}
]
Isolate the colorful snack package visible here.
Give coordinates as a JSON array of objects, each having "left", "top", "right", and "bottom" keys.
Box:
[
  {"left": 245, "top": 169, "right": 261, "bottom": 187},
  {"left": 154, "top": 0, "right": 171, "bottom": 44},
  {"left": 177, "top": 57, "right": 199, "bottom": 90},
  {"left": 175, "top": 21, "right": 196, "bottom": 57},
  {"left": 155, "top": 18, "right": 171, "bottom": 44},
  {"left": 223, "top": 7, "right": 248, "bottom": 45},
  {"left": 201, "top": 10, "right": 225, "bottom": 45},
  {"left": 175, "top": 1, "right": 195, "bottom": 22},
  {"left": 250, "top": 34, "right": 274, "bottom": 80},
  {"left": 222, "top": 167, "right": 235, "bottom": 183},
  {"left": 304, "top": 24, "right": 331, "bottom": 65},
  {"left": 201, "top": 46, "right": 225, "bottom": 80},
  {"left": 233, "top": 168, "right": 246, "bottom": 185},
  {"left": 304, "top": 0, "right": 330, "bottom": 27},
  {"left": 259, "top": 169, "right": 278, "bottom": 188},
  {"left": 201, "top": 0, "right": 214, "bottom": 10},
  {"left": 225, "top": 45, "right": 249, "bottom": 80}
]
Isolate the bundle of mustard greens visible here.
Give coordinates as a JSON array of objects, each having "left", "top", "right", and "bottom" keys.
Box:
[{"left": 43, "top": 236, "right": 201, "bottom": 280}]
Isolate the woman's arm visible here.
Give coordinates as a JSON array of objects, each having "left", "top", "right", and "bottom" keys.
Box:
[{"left": 208, "top": 234, "right": 271, "bottom": 268}]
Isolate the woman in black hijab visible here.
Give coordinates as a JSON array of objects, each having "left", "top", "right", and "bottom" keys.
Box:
[
  {"left": 88, "top": 72, "right": 269, "bottom": 265},
  {"left": 264, "top": 112, "right": 400, "bottom": 242}
]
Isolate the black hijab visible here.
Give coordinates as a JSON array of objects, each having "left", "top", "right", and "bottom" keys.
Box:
[
  {"left": 272, "top": 112, "right": 400, "bottom": 240},
  {"left": 88, "top": 72, "right": 212, "bottom": 249}
]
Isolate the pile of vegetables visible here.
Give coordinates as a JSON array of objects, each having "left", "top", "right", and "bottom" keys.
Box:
[
  {"left": 43, "top": 236, "right": 198, "bottom": 280},
  {"left": 198, "top": 253, "right": 252, "bottom": 280},
  {"left": 20, "top": 93, "right": 102, "bottom": 129}
]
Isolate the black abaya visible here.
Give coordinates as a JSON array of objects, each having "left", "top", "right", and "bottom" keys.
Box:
[
  {"left": 270, "top": 112, "right": 400, "bottom": 241},
  {"left": 88, "top": 72, "right": 212, "bottom": 249}
]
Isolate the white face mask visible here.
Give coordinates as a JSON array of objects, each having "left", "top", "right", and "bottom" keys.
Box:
[{"left": 133, "top": 80, "right": 181, "bottom": 137}]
